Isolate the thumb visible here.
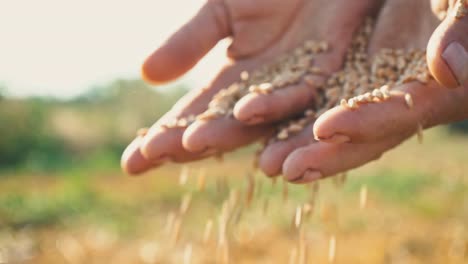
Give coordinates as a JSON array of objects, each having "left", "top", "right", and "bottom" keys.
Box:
[
  {"left": 142, "top": 0, "right": 230, "bottom": 84},
  {"left": 427, "top": 0, "right": 468, "bottom": 88}
]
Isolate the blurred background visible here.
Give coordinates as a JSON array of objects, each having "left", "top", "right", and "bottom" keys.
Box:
[{"left": 1, "top": 0, "right": 468, "bottom": 263}]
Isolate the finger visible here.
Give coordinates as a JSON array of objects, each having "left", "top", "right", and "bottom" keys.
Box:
[
  {"left": 121, "top": 136, "right": 161, "bottom": 175},
  {"left": 427, "top": 0, "right": 468, "bottom": 88},
  {"left": 231, "top": 0, "right": 379, "bottom": 125},
  {"left": 431, "top": 0, "right": 449, "bottom": 20},
  {"left": 313, "top": 82, "right": 426, "bottom": 144},
  {"left": 368, "top": 0, "right": 439, "bottom": 54},
  {"left": 314, "top": 80, "right": 468, "bottom": 144},
  {"left": 142, "top": 0, "right": 230, "bottom": 84},
  {"left": 140, "top": 61, "right": 262, "bottom": 163},
  {"left": 282, "top": 136, "right": 403, "bottom": 184},
  {"left": 182, "top": 117, "right": 272, "bottom": 153},
  {"left": 233, "top": 75, "right": 324, "bottom": 124},
  {"left": 140, "top": 127, "right": 211, "bottom": 163},
  {"left": 258, "top": 122, "right": 315, "bottom": 177}
]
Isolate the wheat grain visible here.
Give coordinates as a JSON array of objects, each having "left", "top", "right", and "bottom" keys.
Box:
[
  {"left": 203, "top": 219, "right": 214, "bottom": 244},
  {"left": 136, "top": 127, "right": 149, "bottom": 137},
  {"left": 294, "top": 205, "right": 303, "bottom": 229},
  {"left": 417, "top": 123, "right": 424, "bottom": 144},
  {"left": 180, "top": 193, "right": 192, "bottom": 216},
  {"left": 328, "top": 235, "right": 337, "bottom": 263},
  {"left": 456, "top": 0, "right": 468, "bottom": 19},
  {"left": 183, "top": 243, "right": 193, "bottom": 264},
  {"left": 360, "top": 185, "right": 368, "bottom": 210},
  {"left": 288, "top": 247, "right": 298, "bottom": 264},
  {"left": 179, "top": 166, "right": 189, "bottom": 186},
  {"left": 196, "top": 168, "right": 207, "bottom": 191},
  {"left": 404, "top": 93, "right": 414, "bottom": 109}
]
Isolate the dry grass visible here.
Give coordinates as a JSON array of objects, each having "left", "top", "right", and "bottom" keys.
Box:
[{"left": 0, "top": 128, "right": 467, "bottom": 263}]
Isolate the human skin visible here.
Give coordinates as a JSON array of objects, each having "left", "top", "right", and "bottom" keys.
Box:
[{"left": 121, "top": 0, "right": 468, "bottom": 184}]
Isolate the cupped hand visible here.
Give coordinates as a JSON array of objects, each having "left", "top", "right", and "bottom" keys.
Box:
[
  {"left": 262, "top": 0, "right": 468, "bottom": 184},
  {"left": 121, "top": 0, "right": 382, "bottom": 174}
]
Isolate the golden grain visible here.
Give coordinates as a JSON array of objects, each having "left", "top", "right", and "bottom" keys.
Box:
[
  {"left": 456, "top": 0, "right": 467, "bottom": 19},
  {"left": 360, "top": 185, "right": 368, "bottom": 210},
  {"left": 404, "top": 93, "right": 414, "bottom": 109},
  {"left": 328, "top": 235, "right": 337, "bottom": 263},
  {"left": 180, "top": 193, "right": 192, "bottom": 216},
  {"left": 340, "top": 99, "right": 348, "bottom": 108},
  {"left": 302, "top": 202, "right": 314, "bottom": 219},
  {"left": 277, "top": 129, "right": 289, "bottom": 140},
  {"left": 165, "top": 211, "right": 176, "bottom": 234},
  {"left": 417, "top": 123, "right": 424, "bottom": 144},
  {"left": 136, "top": 127, "right": 149, "bottom": 137},
  {"left": 203, "top": 219, "right": 214, "bottom": 244},
  {"left": 179, "top": 166, "right": 189, "bottom": 186},
  {"left": 245, "top": 173, "right": 255, "bottom": 207},
  {"left": 240, "top": 71, "right": 249, "bottom": 81},
  {"left": 294, "top": 205, "right": 303, "bottom": 229},
  {"left": 298, "top": 227, "right": 308, "bottom": 264},
  {"left": 183, "top": 243, "right": 193, "bottom": 264},
  {"left": 347, "top": 98, "right": 358, "bottom": 109},
  {"left": 170, "top": 216, "right": 182, "bottom": 246},
  {"left": 196, "top": 168, "right": 207, "bottom": 191},
  {"left": 288, "top": 247, "right": 298, "bottom": 264}
]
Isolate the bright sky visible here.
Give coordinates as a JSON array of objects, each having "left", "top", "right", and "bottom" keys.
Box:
[{"left": 0, "top": 0, "right": 227, "bottom": 98}]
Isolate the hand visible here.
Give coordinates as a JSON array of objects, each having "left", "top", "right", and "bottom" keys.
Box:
[
  {"left": 121, "top": 0, "right": 382, "bottom": 174},
  {"left": 428, "top": 0, "right": 468, "bottom": 88},
  {"left": 265, "top": 0, "right": 468, "bottom": 183}
]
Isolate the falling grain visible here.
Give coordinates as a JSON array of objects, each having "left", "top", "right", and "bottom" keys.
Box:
[
  {"left": 294, "top": 205, "right": 303, "bottom": 229},
  {"left": 183, "top": 243, "right": 193, "bottom": 264},
  {"left": 360, "top": 185, "right": 368, "bottom": 210},
  {"left": 180, "top": 193, "right": 193, "bottom": 216},
  {"left": 203, "top": 219, "right": 214, "bottom": 244},
  {"left": 417, "top": 123, "right": 424, "bottom": 144},
  {"left": 328, "top": 235, "right": 337, "bottom": 263},
  {"left": 179, "top": 166, "right": 189, "bottom": 186},
  {"left": 196, "top": 168, "right": 207, "bottom": 191},
  {"left": 245, "top": 172, "right": 255, "bottom": 207},
  {"left": 170, "top": 216, "right": 182, "bottom": 246},
  {"left": 165, "top": 212, "right": 176, "bottom": 235},
  {"left": 288, "top": 247, "right": 298, "bottom": 264}
]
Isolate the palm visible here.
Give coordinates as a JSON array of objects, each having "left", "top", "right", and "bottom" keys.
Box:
[
  {"left": 273, "top": 0, "right": 468, "bottom": 183},
  {"left": 122, "top": 0, "right": 381, "bottom": 174}
]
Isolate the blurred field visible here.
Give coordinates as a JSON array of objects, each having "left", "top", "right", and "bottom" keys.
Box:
[{"left": 0, "top": 81, "right": 468, "bottom": 263}]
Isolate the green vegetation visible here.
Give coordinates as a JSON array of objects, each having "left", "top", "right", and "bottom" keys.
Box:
[
  {"left": 0, "top": 79, "right": 187, "bottom": 172},
  {"left": 0, "top": 79, "right": 467, "bottom": 263}
]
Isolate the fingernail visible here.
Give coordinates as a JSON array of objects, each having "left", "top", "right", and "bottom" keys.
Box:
[
  {"left": 290, "top": 169, "right": 323, "bottom": 183},
  {"left": 246, "top": 115, "right": 265, "bottom": 125},
  {"left": 442, "top": 42, "right": 468, "bottom": 86},
  {"left": 315, "top": 134, "right": 350, "bottom": 144}
]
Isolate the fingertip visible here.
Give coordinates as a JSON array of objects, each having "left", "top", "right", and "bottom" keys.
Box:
[
  {"left": 282, "top": 147, "right": 308, "bottom": 182},
  {"left": 258, "top": 144, "right": 287, "bottom": 177},
  {"left": 141, "top": 1, "right": 230, "bottom": 84},
  {"left": 182, "top": 121, "right": 208, "bottom": 153},
  {"left": 233, "top": 94, "right": 268, "bottom": 124},
  {"left": 313, "top": 107, "right": 350, "bottom": 141},
  {"left": 140, "top": 128, "right": 180, "bottom": 161},
  {"left": 141, "top": 54, "right": 182, "bottom": 84},
  {"left": 121, "top": 137, "right": 157, "bottom": 176},
  {"left": 427, "top": 12, "right": 468, "bottom": 88}
]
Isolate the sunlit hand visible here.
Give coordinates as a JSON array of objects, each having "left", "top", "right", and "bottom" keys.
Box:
[
  {"left": 121, "top": 0, "right": 382, "bottom": 174},
  {"left": 264, "top": 0, "right": 468, "bottom": 184}
]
